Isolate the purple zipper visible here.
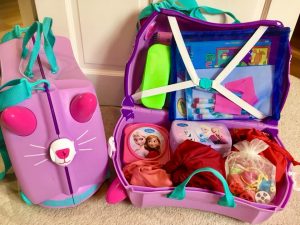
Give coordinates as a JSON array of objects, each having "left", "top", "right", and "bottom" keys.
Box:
[
  {"left": 124, "top": 9, "right": 284, "bottom": 97},
  {"left": 64, "top": 167, "right": 74, "bottom": 194},
  {"left": 33, "top": 37, "right": 74, "bottom": 202},
  {"left": 123, "top": 9, "right": 290, "bottom": 127},
  {"left": 160, "top": 9, "right": 284, "bottom": 29},
  {"left": 35, "top": 44, "right": 60, "bottom": 136}
]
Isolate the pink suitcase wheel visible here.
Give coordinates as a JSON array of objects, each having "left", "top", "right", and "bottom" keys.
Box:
[{"left": 106, "top": 177, "right": 127, "bottom": 204}]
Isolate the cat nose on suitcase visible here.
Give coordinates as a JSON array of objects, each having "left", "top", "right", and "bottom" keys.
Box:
[
  {"left": 50, "top": 138, "right": 76, "bottom": 166},
  {"left": 55, "top": 148, "right": 70, "bottom": 159}
]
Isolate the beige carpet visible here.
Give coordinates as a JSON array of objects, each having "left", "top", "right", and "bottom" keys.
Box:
[{"left": 1, "top": 76, "right": 300, "bottom": 225}]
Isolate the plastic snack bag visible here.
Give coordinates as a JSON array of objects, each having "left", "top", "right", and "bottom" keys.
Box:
[{"left": 225, "top": 139, "right": 276, "bottom": 204}]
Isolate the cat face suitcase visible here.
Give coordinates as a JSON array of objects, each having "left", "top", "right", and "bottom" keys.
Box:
[
  {"left": 0, "top": 18, "right": 108, "bottom": 207},
  {"left": 108, "top": 8, "right": 296, "bottom": 224}
]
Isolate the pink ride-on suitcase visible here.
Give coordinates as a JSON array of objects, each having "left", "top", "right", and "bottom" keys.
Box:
[
  {"left": 107, "top": 5, "right": 298, "bottom": 224},
  {"left": 0, "top": 18, "right": 108, "bottom": 207}
]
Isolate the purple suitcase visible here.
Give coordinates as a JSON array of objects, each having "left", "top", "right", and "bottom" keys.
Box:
[
  {"left": 109, "top": 10, "right": 293, "bottom": 223},
  {"left": 0, "top": 32, "right": 108, "bottom": 207}
]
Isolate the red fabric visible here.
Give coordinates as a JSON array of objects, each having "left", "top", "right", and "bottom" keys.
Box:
[
  {"left": 230, "top": 128, "right": 300, "bottom": 182},
  {"left": 123, "top": 160, "right": 173, "bottom": 187},
  {"left": 164, "top": 140, "right": 225, "bottom": 192},
  {"left": 146, "top": 151, "right": 160, "bottom": 159}
]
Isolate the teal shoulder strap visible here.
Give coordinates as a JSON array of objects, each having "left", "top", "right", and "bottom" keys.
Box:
[
  {"left": 138, "top": 0, "right": 240, "bottom": 24},
  {"left": 0, "top": 78, "right": 50, "bottom": 180},
  {"left": 139, "top": 0, "right": 198, "bottom": 20},
  {"left": 1, "top": 18, "right": 59, "bottom": 77},
  {"left": 195, "top": 6, "right": 240, "bottom": 24},
  {"left": 0, "top": 25, "right": 29, "bottom": 44},
  {"left": 0, "top": 78, "right": 50, "bottom": 111},
  {"left": 21, "top": 22, "right": 43, "bottom": 78},
  {"left": 42, "top": 17, "right": 59, "bottom": 74},
  {"left": 0, "top": 18, "right": 55, "bottom": 180}
]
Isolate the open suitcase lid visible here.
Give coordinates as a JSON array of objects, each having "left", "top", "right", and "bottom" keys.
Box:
[
  {"left": 122, "top": 9, "right": 291, "bottom": 126},
  {"left": 107, "top": 8, "right": 300, "bottom": 216}
]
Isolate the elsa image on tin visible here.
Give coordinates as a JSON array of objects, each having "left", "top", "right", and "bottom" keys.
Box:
[
  {"left": 132, "top": 130, "right": 149, "bottom": 157},
  {"left": 198, "top": 125, "right": 211, "bottom": 143}
]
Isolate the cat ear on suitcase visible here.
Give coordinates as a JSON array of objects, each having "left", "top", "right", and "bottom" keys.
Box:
[
  {"left": 70, "top": 93, "right": 97, "bottom": 123},
  {"left": 0, "top": 106, "right": 37, "bottom": 136}
]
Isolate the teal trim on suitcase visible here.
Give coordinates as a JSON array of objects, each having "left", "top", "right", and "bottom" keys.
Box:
[{"left": 41, "top": 184, "right": 99, "bottom": 207}]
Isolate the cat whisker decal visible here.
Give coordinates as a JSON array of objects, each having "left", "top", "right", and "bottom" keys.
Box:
[
  {"left": 78, "top": 148, "right": 94, "bottom": 151},
  {"left": 30, "top": 144, "right": 46, "bottom": 149},
  {"left": 24, "top": 153, "right": 47, "bottom": 158},
  {"left": 78, "top": 148, "right": 93, "bottom": 151},
  {"left": 76, "top": 130, "right": 89, "bottom": 141},
  {"left": 34, "top": 159, "right": 49, "bottom": 167},
  {"left": 77, "top": 137, "right": 96, "bottom": 146}
]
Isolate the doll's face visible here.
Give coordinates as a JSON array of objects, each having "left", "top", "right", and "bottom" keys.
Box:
[
  {"left": 184, "top": 130, "right": 196, "bottom": 141},
  {"left": 147, "top": 137, "right": 159, "bottom": 149},
  {"left": 200, "top": 126, "right": 209, "bottom": 134},
  {"left": 211, "top": 128, "right": 219, "bottom": 134},
  {"left": 133, "top": 135, "right": 146, "bottom": 146}
]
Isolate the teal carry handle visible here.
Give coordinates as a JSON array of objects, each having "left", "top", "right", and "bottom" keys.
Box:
[
  {"left": 167, "top": 167, "right": 236, "bottom": 208},
  {"left": 0, "top": 17, "right": 58, "bottom": 77},
  {"left": 0, "top": 18, "right": 54, "bottom": 181},
  {"left": 139, "top": 0, "right": 198, "bottom": 21},
  {"left": 0, "top": 78, "right": 50, "bottom": 111},
  {"left": 42, "top": 17, "right": 59, "bottom": 74},
  {"left": 21, "top": 17, "right": 59, "bottom": 77},
  {"left": 139, "top": 0, "right": 240, "bottom": 25},
  {"left": 21, "top": 22, "right": 43, "bottom": 78},
  {"left": 191, "top": 6, "right": 240, "bottom": 24}
]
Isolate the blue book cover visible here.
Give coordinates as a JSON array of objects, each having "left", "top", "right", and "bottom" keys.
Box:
[
  {"left": 186, "top": 39, "right": 271, "bottom": 69},
  {"left": 170, "top": 38, "right": 273, "bottom": 120},
  {"left": 185, "top": 66, "right": 274, "bottom": 121}
]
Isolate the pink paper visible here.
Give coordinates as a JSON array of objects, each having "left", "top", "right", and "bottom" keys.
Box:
[{"left": 214, "top": 77, "right": 258, "bottom": 115}]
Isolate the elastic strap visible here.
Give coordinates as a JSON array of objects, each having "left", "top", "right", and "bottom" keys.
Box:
[
  {"left": 167, "top": 167, "right": 236, "bottom": 208},
  {"left": 132, "top": 79, "right": 195, "bottom": 101},
  {"left": 170, "top": 16, "right": 267, "bottom": 119},
  {"left": 133, "top": 16, "right": 268, "bottom": 119},
  {"left": 0, "top": 78, "right": 50, "bottom": 111},
  {"left": 169, "top": 16, "right": 267, "bottom": 119}
]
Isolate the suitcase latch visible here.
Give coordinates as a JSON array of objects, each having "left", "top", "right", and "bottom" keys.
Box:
[
  {"left": 108, "top": 136, "right": 116, "bottom": 158},
  {"left": 121, "top": 108, "right": 134, "bottom": 120}
]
